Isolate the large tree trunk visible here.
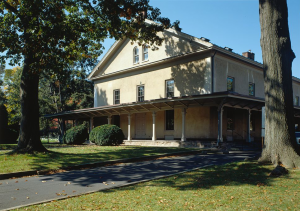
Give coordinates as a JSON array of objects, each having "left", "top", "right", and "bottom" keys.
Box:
[
  {"left": 259, "top": 0, "right": 300, "bottom": 168},
  {"left": 15, "top": 56, "right": 47, "bottom": 153}
]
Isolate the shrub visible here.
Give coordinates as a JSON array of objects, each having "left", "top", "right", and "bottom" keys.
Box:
[
  {"left": 90, "top": 124, "right": 124, "bottom": 146},
  {"left": 64, "top": 123, "right": 88, "bottom": 145}
]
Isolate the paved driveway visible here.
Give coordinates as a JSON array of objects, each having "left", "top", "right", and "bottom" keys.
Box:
[{"left": 0, "top": 151, "right": 258, "bottom": 211}]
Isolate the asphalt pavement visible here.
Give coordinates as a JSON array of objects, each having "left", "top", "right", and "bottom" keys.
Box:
[{"left": 0, "top": 151, "right": 259, "bottom": 211}]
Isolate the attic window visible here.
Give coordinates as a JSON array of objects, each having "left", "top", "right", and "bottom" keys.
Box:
[
  {"left": 143, "top": 45, "right": 148, "bottom": 61},
  {"left": 133, "top": 47, "right": 139, "bottom": 64}
]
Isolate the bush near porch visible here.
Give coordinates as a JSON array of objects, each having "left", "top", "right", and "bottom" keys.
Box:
[
  {"left": 90, "top": 124, "right": 124, "bottom": 146},
  {"left": 64, "top": 123, "right": 88, "bottom": 145}
]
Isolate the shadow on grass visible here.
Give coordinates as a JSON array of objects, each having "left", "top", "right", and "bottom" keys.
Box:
[
  {"left": 1, "top": 145, "right": 196, "bottom": 173},
  {"left": 105, "top": 161, "right": 288, "bottom": 193}
]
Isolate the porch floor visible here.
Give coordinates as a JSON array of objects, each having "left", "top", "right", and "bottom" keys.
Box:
[{"left": 123, "top": 140, "right": 262, "bottom": 151}]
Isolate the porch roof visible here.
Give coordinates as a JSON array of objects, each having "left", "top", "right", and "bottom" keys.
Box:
[{"left": 45, "top": 91, "right": 274, "bottom": 120}]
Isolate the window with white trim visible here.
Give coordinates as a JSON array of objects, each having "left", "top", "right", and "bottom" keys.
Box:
[
  {"left": 294, "top": 96, "right": 299, "bottom": 106},
  {"left": 133, "top": 47, "right": 139, "bottom": 64},
  {"left": 166, "top": 80, "right": 174, "bottom": 98},
  {"left": 227, "top": 76, "right": 234, "bottom": 92},
  {"left": 137, "top": 85, "right": 144, "bottom": 102},
  {"left": 114, "top": 89, "right": 120, "bottom": 105},
  {"left": 143, "top": 45, "right": 148, "bottom": 61},
  {"left": 249, "top": 82, "right": 255, "bottom": 96}
]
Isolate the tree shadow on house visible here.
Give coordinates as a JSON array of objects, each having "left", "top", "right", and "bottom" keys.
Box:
[{"left": 163, "top": 32, "right": 211, "bottom": 96}]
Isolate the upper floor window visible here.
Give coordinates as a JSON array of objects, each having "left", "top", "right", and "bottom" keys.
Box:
[
  {"left": 133, "top": 47, "right": 139, "bottom": 64},
  {"left": 143, "top": 45, "right": 148, "bottom": 61},
  {"left": 249, "top": 82, "right": 255, "bottom": 96},
  {"left": 114, "top": 89, "right": 120, "bottom": 105},
  {"left": 294, "top": 96, "right": 299, "bottom": 106},
  {"left": 137, "top": 85, "right": 144, "bottom": 102},
  {"left": 227, "top": 76, "right": 234, "bottom": 92},
  {"left": 166, "top": 80, "right": 174, "bottom": 98}
]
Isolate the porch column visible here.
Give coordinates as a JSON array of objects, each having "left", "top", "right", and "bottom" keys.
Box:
[
  {"left": 107, "top": 115, "right": 112, "bottom": 125},
  {"left": 127, "top": 114, "right": 132, "bottom": 141},
  {"left": 217, "top": 107, "right": 224, "bottom": 144},
  {"left": 247, "top": 109, "right": 251, "bottom": 142},
  {"left": 152, "top": 111, "right": 156, "bottom": 141},
  {"left": 89, "top": 117, "right": 94, "bottom": 133},
  {"left": 181, "top": 108, "right": 186, "bottom": 142},
  {"left": 75, "top": 119, "right": 78, "bottom": 126}
]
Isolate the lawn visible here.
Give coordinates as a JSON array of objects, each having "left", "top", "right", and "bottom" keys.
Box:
[
  {"left": 15, "top": 160, "right": 300, "bottom": 211},
  {"left": 0, "top": 145, "right": 198, "bottom": 174}
]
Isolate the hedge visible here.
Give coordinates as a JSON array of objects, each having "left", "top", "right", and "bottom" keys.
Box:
[
  {"left": 89, "top": 124, "right": 124, "bottom": 146},
  {"left": 64, "top": 123, "right": 88, "bottom": 145}
]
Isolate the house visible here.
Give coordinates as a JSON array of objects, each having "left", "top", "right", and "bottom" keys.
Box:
[{"left": 48, "top": 20, "right": 300, "bottom": 146}]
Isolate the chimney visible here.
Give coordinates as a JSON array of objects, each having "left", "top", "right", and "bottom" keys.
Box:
[{"left": 242, "top": 50, "right": 255, "bottom": 60}]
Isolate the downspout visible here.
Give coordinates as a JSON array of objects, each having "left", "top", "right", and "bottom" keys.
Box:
[{"left": 211, "top": 51, "right": 217, "bottom": 93}]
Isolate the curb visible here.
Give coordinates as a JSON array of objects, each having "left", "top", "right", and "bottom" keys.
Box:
[{"left": 0, "top": 150, "right": 205, "bottom": 180}]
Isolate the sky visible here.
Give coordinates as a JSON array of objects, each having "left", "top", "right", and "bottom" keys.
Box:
[{"left": 2, "top": 0, "right": 300, "bottom": 78}]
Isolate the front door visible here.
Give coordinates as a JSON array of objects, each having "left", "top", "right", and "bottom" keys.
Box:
[{"left": 135, "top": 113, "right": 146, "bottom": 139}]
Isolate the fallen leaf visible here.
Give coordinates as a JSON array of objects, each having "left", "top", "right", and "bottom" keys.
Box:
[
  {"left": 27, "top": 197, "right": 30, "bottom": 199},
  {"left": 15, "top": 188, "right": 19, "bottom": 190},
  {"left": 42, "top": 181, "right": 46, "bottom": 183},
  {"left": 67, "top": 182, "right": 71, "bottom": 184},
  {"left": 15, "top": 181, "right": 18, "bottom": 183}
]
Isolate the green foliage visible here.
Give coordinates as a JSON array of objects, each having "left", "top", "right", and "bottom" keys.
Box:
[
  {"left": 91, "top": 124, "right": 124, "bottom": 146},
  {"left": 64, "top": 123, "right": 88, "bottom": 145},
  {"left": 2, "top": 67, "right": 22, "bottom": 125}
]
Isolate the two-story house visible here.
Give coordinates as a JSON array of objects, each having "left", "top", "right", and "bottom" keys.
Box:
[{"left": 48, "top": 20, "right": 300, "bottom": 146}]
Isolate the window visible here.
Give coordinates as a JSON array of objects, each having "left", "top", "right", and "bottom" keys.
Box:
[
  {"left": 166, "top": 80, "right": 174, "bottom": 98},
  {"left": 249, "top": 82, "right": 255, "bottom": 96},
  {"left": 143, "top": 45, "right": 148, "bottom": 61},
  {"left": 137, "top": 85, "right": 144, "bottom": 102},
  {"left": 227, "top": 76, "right": 234, "bottom": 92},
  {"left": 227, "top": 108, "right": 234, "bottom": 130},
  {"left": 133, "top": 47, "right": 139, "bottom": 64},
  {"left": 294, "top": 96, "right": 299, "bottom": 106},
  {"left": 114, "top": 89, "right": 120, "bottom": 105},
  {"left": 166, "top": 110, "right": 174, "bottom": 130}
]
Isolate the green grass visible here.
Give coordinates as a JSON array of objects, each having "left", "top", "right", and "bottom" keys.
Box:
[
  {"left": 15, "top": 161, "right": 300, "bottom": 211},
  {"left": 0, "top": 145, "right": 197, "bottom": 174}
]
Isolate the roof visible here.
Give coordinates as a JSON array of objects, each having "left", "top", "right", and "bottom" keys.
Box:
[{"left": 45, "top": 91, "right": 267, "bottom": 119}]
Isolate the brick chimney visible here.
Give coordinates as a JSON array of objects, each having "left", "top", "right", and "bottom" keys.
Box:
[{"left": 242, "top": 50, "right": 255, "bottom": 60}]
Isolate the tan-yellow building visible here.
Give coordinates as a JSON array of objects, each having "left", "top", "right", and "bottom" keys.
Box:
[{"left": 49, "top": 21, "right": 300, "bottom": 146}]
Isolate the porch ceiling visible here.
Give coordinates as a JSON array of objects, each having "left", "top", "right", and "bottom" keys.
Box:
[{"left": 45, "top": 91, "right": 267, "bottom": 120}]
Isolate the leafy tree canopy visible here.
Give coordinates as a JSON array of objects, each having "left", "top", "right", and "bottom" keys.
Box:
[
  {"left": 0, "top": 0, "right": 171, "bottom": 71},
  {"left": 0, "top": 0, "right": 171, "bottom": 152}
]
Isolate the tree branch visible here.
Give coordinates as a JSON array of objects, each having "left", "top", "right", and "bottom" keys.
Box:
[{"left": 2, "top": 0, "right": 18, "bottom": 14}]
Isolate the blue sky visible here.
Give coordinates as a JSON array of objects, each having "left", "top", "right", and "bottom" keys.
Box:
[{"left": 3, "top": 0, "right": 299, "bottom": 78}]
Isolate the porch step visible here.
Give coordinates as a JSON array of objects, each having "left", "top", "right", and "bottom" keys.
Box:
[{"left": 123, "top": 140, "right": 217, "bottom": 148}]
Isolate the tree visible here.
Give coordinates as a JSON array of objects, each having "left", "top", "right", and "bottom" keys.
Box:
[
  {"left": 39, "top": 68, "right": 94, "bottom": 141},
  {"left": 0, "top": 0, "right": 171, "bottom": 153},
  {"left": 259, "top": 0, "right": 300, "bottom": 168}
]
